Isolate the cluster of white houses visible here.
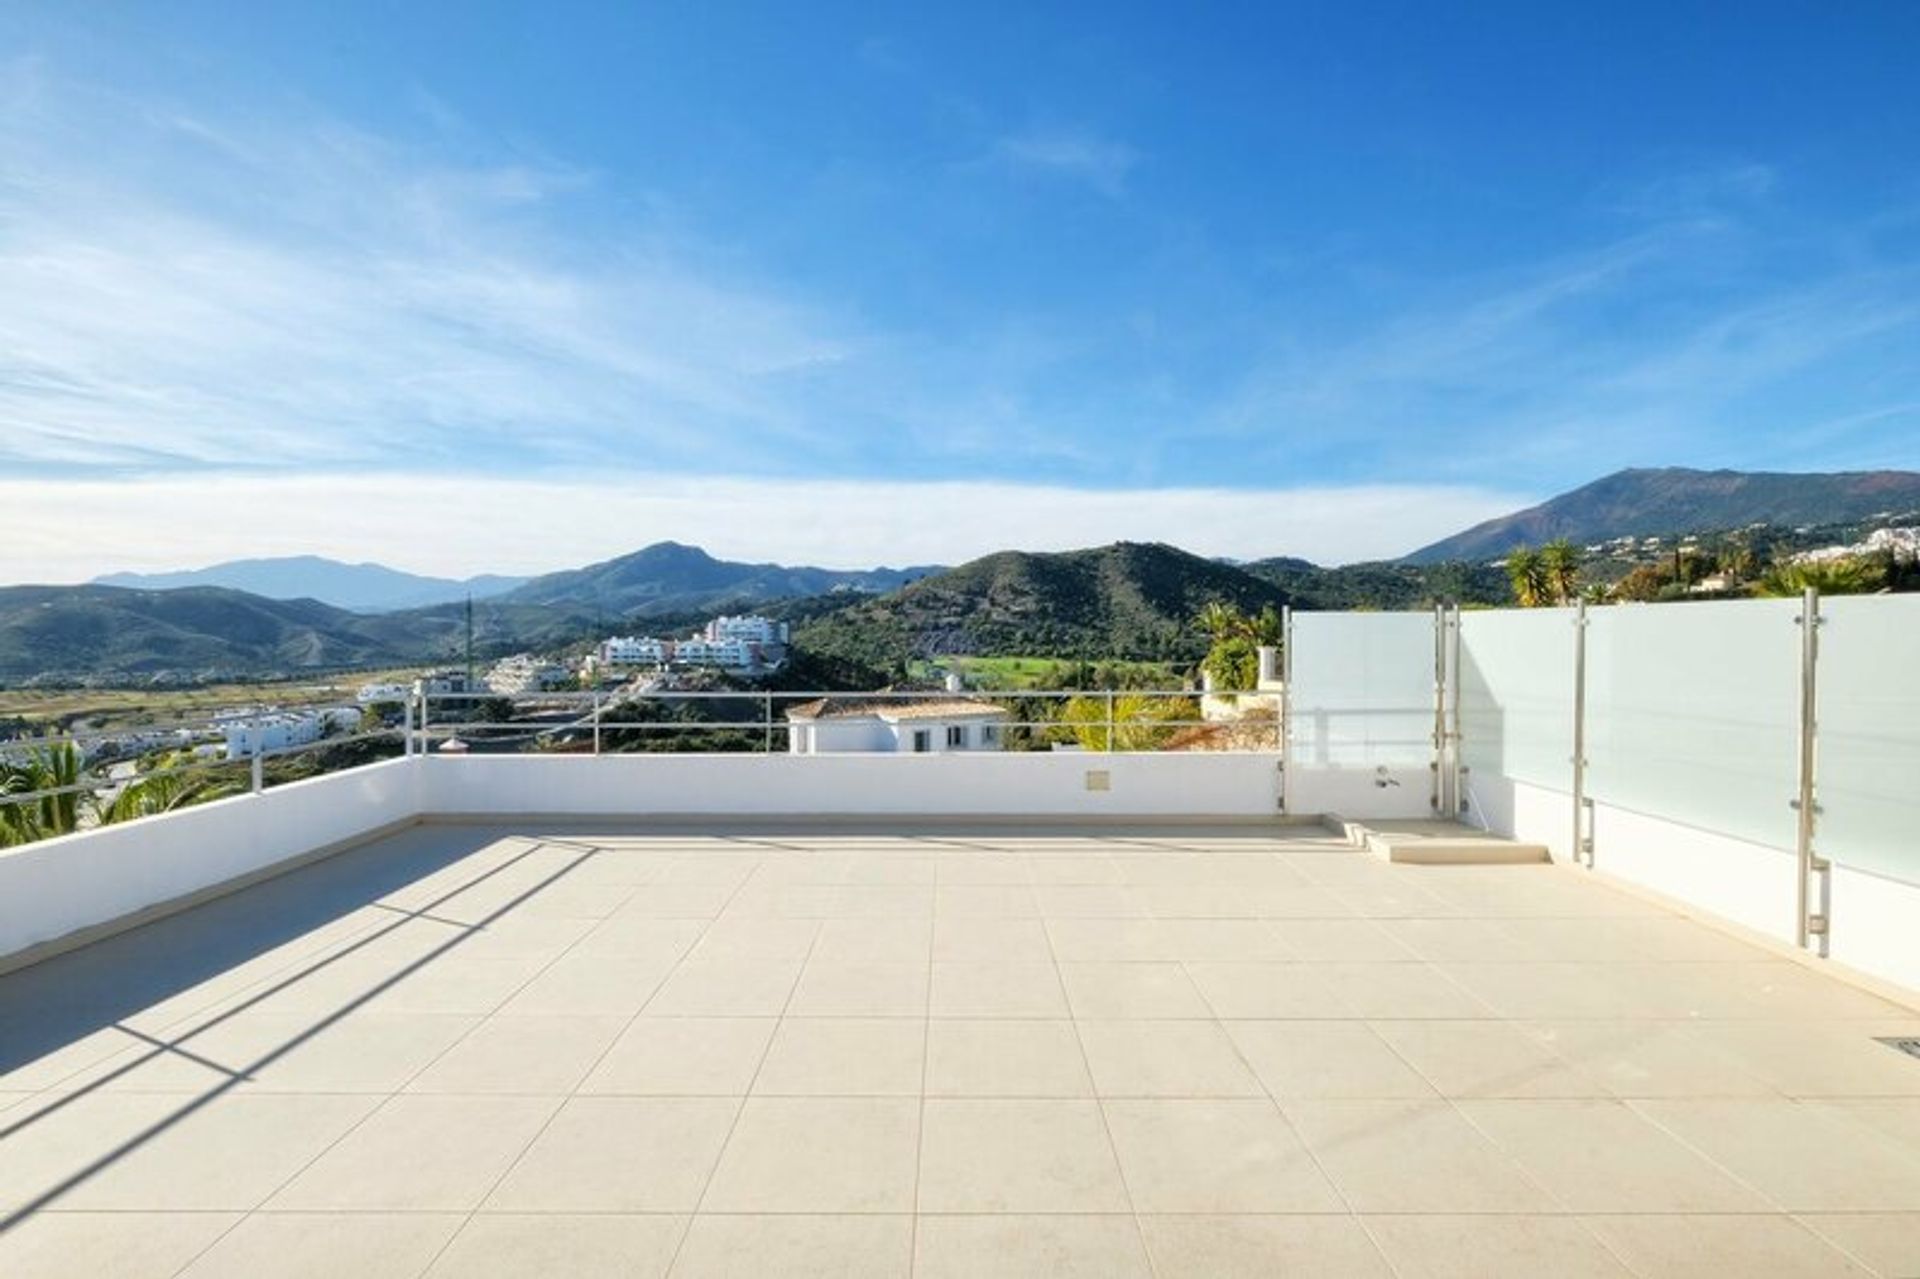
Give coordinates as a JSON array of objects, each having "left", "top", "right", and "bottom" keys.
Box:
[
  {"left": 597, "top": 615, "right": 790, "bottom": 674},
  {"left": 215, "top": 706, "right": 360, "bottom": 758}
]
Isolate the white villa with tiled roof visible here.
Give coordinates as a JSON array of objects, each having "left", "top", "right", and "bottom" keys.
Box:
[{"left": 785, "top": 695, "right": 1009, "bottom": 754}]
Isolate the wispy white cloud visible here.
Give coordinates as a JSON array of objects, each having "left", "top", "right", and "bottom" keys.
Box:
[
  {"left": 0, "top": 472, "right": 1530, "bottom": 583},
  {"left": 0, "top": 66, "right": 857, "bottom": 475},
  {"left": 990, "top": 126, "right": 1139, "bottom": 196}
]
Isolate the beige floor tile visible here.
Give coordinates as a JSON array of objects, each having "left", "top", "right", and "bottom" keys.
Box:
[
  {"left": 1528, "top": 1020, "right": 1776, "bottom": 1098},
  {"left": 932, "top": 853, "right": 1032, "bottom": 885},
  {"left": 787, "top": 962, "right": 928, "bottom": 1017},
  {"left": 1697, "top": 1021, "right": 1920, "bottom": 1097},
  {"left": 488, "top": 1096, "right": 738, "bottom": 1211},
  {"left": 931, "top": 918, "right": 1054, "bottom": 962},
  {"left": 1635, "top": 1098, "right": 1920, "bottom": 1211},
  {"left": 1459, "top": 1098, "right": 1768, "bottom": 1211},
  {"left": 127, "top": 1010, "right": 479, "bottom": 1095},
  {"left": 1228, "top": 1021, "right": 1436, "bottom": 1099},
  {"left": 1139, "top": 1214, "right": 1393, "bottom": 1279},
  {"left": 580, "top": 1018, "right": 776, "bottom": 1095},
  {"left": 1435, "top": 962, "right": 1643, "bottom": 1020},
  {"left": 671, "top": 1214, "right": 912, "bottom": 1278},
  {"left": 1284, "top": 1099, "right": 1555, "bottom": 1213},
  {"left": 914, "top": 1214, "right": 1151, "bottom": 1279},
  {"left": 918, "top": 1098, "right": 1129, "bottom": 1212},
  {"left": 603, "top": 884, "right": 739, "bottom": 919},
  {"left": 1315, "top": 962, "right": 1493, "bottom": 1019},
  {"left": 178, "top": 1212, "right": 465, "bottom": 1279},
  {"left": 1184, "top": 962, "right": 1353, "bottom": 1018},
  {"left": 270, "top": 1093, "right": 557, "bottom": 1210},
  {"left": 49, "top": 1092, "right": 382, "bottom": 1211},
  {"left": 1583, "top": 1213, "right": 1875, "bottom": 1277},
  {"left": 1058, "top": 962, "right": 1212, "bottom": 1018},
  {"left": 428, "top": 1213, "right": 685, "bottom": 1279},
  {"left": 1371, "top": 1019, "right": 1600, "bottom": 1098},
  {"left": 810, "top": 918, "right": 931, "bottom": 962},
  {"left": 1151, "top": 919, "right": 1294, "bottom": 961},
  {"left": 1373, "top": 918, "right": 1529, "bottom": 962},
  {"left": 357, "top": 953, "right": 552, "bottom": 1016},
  {"left": 501, "top": 952, "right": 678, "bottom": 1016},
  {"left": 0, "top": 1210, "right": 240, "bottom": 1279},
  {"left": 686, "top": 917, "right": 820, "bottom": 961},
  {"left": 936, "top": 885, "right": 1040, "bottom": 917},
  {"left": 1045, "top": 918, "right": 1172, "bottom": 961},
  {"left": 1076, "top": 1020, "right": 1265, "bottom": 1098},
  {"left": 1795, "top": 1212, "right": 1920, "bottom": 1278},
  {"left": 643, "top": 960, "right": 803, "bottom": 1017},
  {"left": 753, "top": 1018, "right": 924, "bottom": 1096},
  {"left": 925, "top": 1020, "right": 1093, "bottom": 1097},
  {"left": 1362, "top": 1214, "right": 1633, "bottom": 1278},
  {"left": 571, "top": 915, "right": 710, "bottom": 959},
  {"left": 1103, "top": 1098, "right": 1343, "bottom": 1211},
  {"left": 407, "top": 1014, "right": 625, "bottom": 1094},
  {"left": 1032, "top": 885, "right": 1149, "bottom": 918},
  {"left": 1269, "top": 918, "right": 1414, "bottom": 961},
  {"left": 702, "top": 1098, "right": 918, "bottom": 1212},
  {"left": 929, "top": 962, "right": 1068, "bottom": 1017}
]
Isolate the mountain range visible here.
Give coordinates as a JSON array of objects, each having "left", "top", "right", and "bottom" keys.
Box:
[
  {"left": 10, "top": 466, "right": 1916, "bottom": 684},
  {"left": 94, "top": 556, "right": 528, "bottom": 613},
  {"left": 1407, "top": 467, "right": 1920, "bottom": 563}
]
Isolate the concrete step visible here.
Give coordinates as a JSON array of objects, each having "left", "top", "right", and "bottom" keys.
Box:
[{"left": 1346, "top": 818, "right": 1551, "bottom": 865}]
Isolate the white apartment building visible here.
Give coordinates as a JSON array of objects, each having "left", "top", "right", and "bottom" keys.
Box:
[
  {"left": 217, "top": 707, "right": 359, "bottom": 758},
  {"left": 785, "top": 697, "right": 1011, "bottom": 755},
  {"left": 599, "top": 636, "right": 671, "bottom": 667},
  {"left": 704, "top": 615, "right": 789, "bottom": 645},
  {"left": 486, "top": 654, "right": 573, "bottom": 694}
]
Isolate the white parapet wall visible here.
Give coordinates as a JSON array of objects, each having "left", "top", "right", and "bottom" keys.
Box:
[
  {"left": 418, "top": 751, "right": 1286, "bottom": 820},
  {"left": 0, "top": 758, "right": 419, "bottom": 968}
]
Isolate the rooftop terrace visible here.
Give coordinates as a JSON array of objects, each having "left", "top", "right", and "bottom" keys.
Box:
[{"left": 5, "top": 820, "right": 1920, "bottom": 1277}]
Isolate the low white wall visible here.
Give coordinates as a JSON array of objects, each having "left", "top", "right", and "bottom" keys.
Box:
[
  {"left": 1467, "top": 774, "right": 1579, "bottom": 862},
  {"left": 1827, "top": 863, "right": 1920, "bottom": 994},
  {"left": 420, "top": 751, "right": 1285, "bottom": 819},
  {"left": 0, "top": 757, "right": 419, "bottom": 964},
  {"left": 1286, "top": 763, "right": 1436, "bottom": 821}
]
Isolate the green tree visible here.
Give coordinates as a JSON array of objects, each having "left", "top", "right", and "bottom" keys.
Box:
[
  {"left": 1756, "top": 555, "right": 1887, "bottom": 598},
  {"left": 0, "top": 739, "right": 85, "bottom": 847},
  {"left": 1539, "top": 539, "right": 1583, "bottom": 605},
  {"left": 1055, "top": 693, "right": 1199, "bottom": 752},
  {"left": 98, "top": 770, "right": 246, "bottom": 825},
  {"left": 1504, "top": 547, "right": 1549, "bottom": 608}
]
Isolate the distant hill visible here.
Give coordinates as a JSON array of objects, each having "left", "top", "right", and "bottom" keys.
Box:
[
  {"left": 788, "top": 542, "right": 1293, "bottom": 674},
  {"left": 1406, "top": 467, "right": 1920, "bottom": 563},
  {"left": 0, "top": 585, "right": 597, "bottom": 684},
  {"left": 93, "top": 556, "right": 527, "bottom": 613},
  {"left": 1243, "top": 558, "right": 1511, "bottom": 609},
  {"left": 501, "top": 541, "right": 941, "bottom": 617}
]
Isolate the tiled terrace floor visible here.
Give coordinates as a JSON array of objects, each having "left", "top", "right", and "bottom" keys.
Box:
[{"left": 3, "top": 822, "right": 1920, "bottom": 1277}]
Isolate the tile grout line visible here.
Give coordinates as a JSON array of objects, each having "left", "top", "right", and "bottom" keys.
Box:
[
  {"left": 403, "top": 842, "right": 754, "bottom": 1279},
  {"left": 159, "top": 837, "right": 639, "bottom": 1279},
  {"left": 662, "top": 846, "right": 827, "bottom": 1277}
]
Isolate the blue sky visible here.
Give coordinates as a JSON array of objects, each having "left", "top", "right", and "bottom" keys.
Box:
[{"left": 3, "top": 2, "right": 1918, "bottom": 578}]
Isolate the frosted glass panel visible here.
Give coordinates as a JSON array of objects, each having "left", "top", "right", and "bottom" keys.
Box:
[
  {"left": 1458, "top": 608, "right": 1576, "bottom": 790},
  {"left": 1290, "top": 612, "right": 1435, "bottom": 766},
  {"left": 1585, "top": 598, "right": 1801, "bottom": 851},
  {"left": 1817, "top": 594, "right": 1920, "bottom": 886}
]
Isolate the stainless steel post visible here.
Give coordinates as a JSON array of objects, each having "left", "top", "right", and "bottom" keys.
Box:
[
  {"left": 1447, "top": 604, "right": 1463, "bottom": 814},
  {"left": 250, "top": 743, "right": 264, "bottom": 794},
  {"left": 764, "top": 693, "right": 775, "bottom": 754},
  {"left": 1431, "top": 604, "right": 1445, "bottom": 812},
  {"left": 1794, "top": 586, "right": 1829, "bottom": 949},
  {"left": 403, "top": 697, "right": 414, "bottom": 759},
  {"left": 1571, "top": 599, "right": 1591, "bottom": 867},
  {"left": 1104, "top": 690, "right": 1116, "bottom": 754},
  {"left": 592, "top": 694, "right": 602, "bottom": 756}
]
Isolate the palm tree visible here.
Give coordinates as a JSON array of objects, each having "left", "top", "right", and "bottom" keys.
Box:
[
  {"left": 1538, "top": 539, "right": 1583, "bottom": 606},
  {"left": 1057, "top": 693, "right": 1199, "bottom": 752},
  {"left": 0, "top": 739, "right": 85, "bottom": 847},
  {"left": 1756, "top": 555, "right": 1887, "bottom": 598},
  {"left": 1244, "top": 604, "right": 1285, "bottom": 646},
  {"left": 1196, "top": 601, "right": 1246, "bottom": 643},
  {"left": 1505, "top": 547, "right": 1548, "bottom": 608},
  {"left": 97, "top": 770, "right": 246, "bottom": 825}
]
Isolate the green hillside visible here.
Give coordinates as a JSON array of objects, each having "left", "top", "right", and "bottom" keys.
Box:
[{"left": 787, "top": 542, "right": 1293, "bottom": 676}]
